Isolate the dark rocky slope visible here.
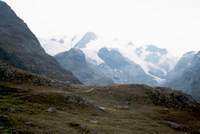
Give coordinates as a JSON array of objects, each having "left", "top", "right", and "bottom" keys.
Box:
[{"left": 0, "top": 1, "right": 80, "bottom": 84}]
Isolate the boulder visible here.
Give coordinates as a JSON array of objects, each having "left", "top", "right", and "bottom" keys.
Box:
[{"left": 47, "top": 107, "right": 57, "bottom": 113}]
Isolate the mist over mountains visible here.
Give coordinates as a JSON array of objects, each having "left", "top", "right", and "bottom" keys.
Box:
[
  {"left": 39, "top": 32, "right": 200, "bottom": 98},
  {"left": 40, "top": 32, "right": 177, "bottom": 85}
]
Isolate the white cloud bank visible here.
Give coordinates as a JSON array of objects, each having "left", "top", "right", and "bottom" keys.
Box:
[{"left": 3, "top": 0, "right": 200, "bottom": 56}]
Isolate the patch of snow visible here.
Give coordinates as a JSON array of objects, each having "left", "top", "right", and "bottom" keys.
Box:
[{"left": 82, "top": 47, "right": 104, "bottom": 65}]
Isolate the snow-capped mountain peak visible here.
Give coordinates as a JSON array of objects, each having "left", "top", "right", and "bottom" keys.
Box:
[
  {"left": 73, "top": 32, "right": 98, "bottom": 48},
  {"left": 40, "top": 32, "right": 178, "bottom": 84},
  {"left": 39, "top": 32, "right": 98, "bottom": 56}
]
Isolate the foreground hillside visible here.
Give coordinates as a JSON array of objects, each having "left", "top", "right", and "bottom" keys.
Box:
[{"left": 0, "top": 80, "right": 200, "bottom": 133}]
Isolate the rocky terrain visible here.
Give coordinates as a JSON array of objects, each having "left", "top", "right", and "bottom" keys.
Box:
[{"left": 0, "top": 1, "right": 80, "bottom": 84}]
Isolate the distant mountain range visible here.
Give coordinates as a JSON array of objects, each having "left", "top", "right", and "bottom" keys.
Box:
[
  {"left": 40, "top": 32, "right": 177, "bottom": 86},
  {"left": 40, "top": 32, "right": 200, "bottom": 98},
  {"left": 1, "top": 0, "right": 200, "bottom": 99}
]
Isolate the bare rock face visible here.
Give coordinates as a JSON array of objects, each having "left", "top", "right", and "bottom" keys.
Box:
[{"left": 0, "top": 1, "right": 80, "bottom": 84}]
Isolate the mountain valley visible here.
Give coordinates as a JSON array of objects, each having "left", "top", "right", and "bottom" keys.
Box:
[{"left": 0, "top": 1, "right": 200, "bottom": 134}]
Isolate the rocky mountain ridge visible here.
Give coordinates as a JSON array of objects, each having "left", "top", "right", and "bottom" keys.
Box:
[
  {"left": 0, "top": 1, "right": 80, "bottom": 84},
  {"left": 41, "top": 32, "right": 177, "bottom": 85}
]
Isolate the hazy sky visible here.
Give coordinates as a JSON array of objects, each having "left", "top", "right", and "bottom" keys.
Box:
[{"left": 3, "top": 0, "right": 200, "bottom": 56}]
